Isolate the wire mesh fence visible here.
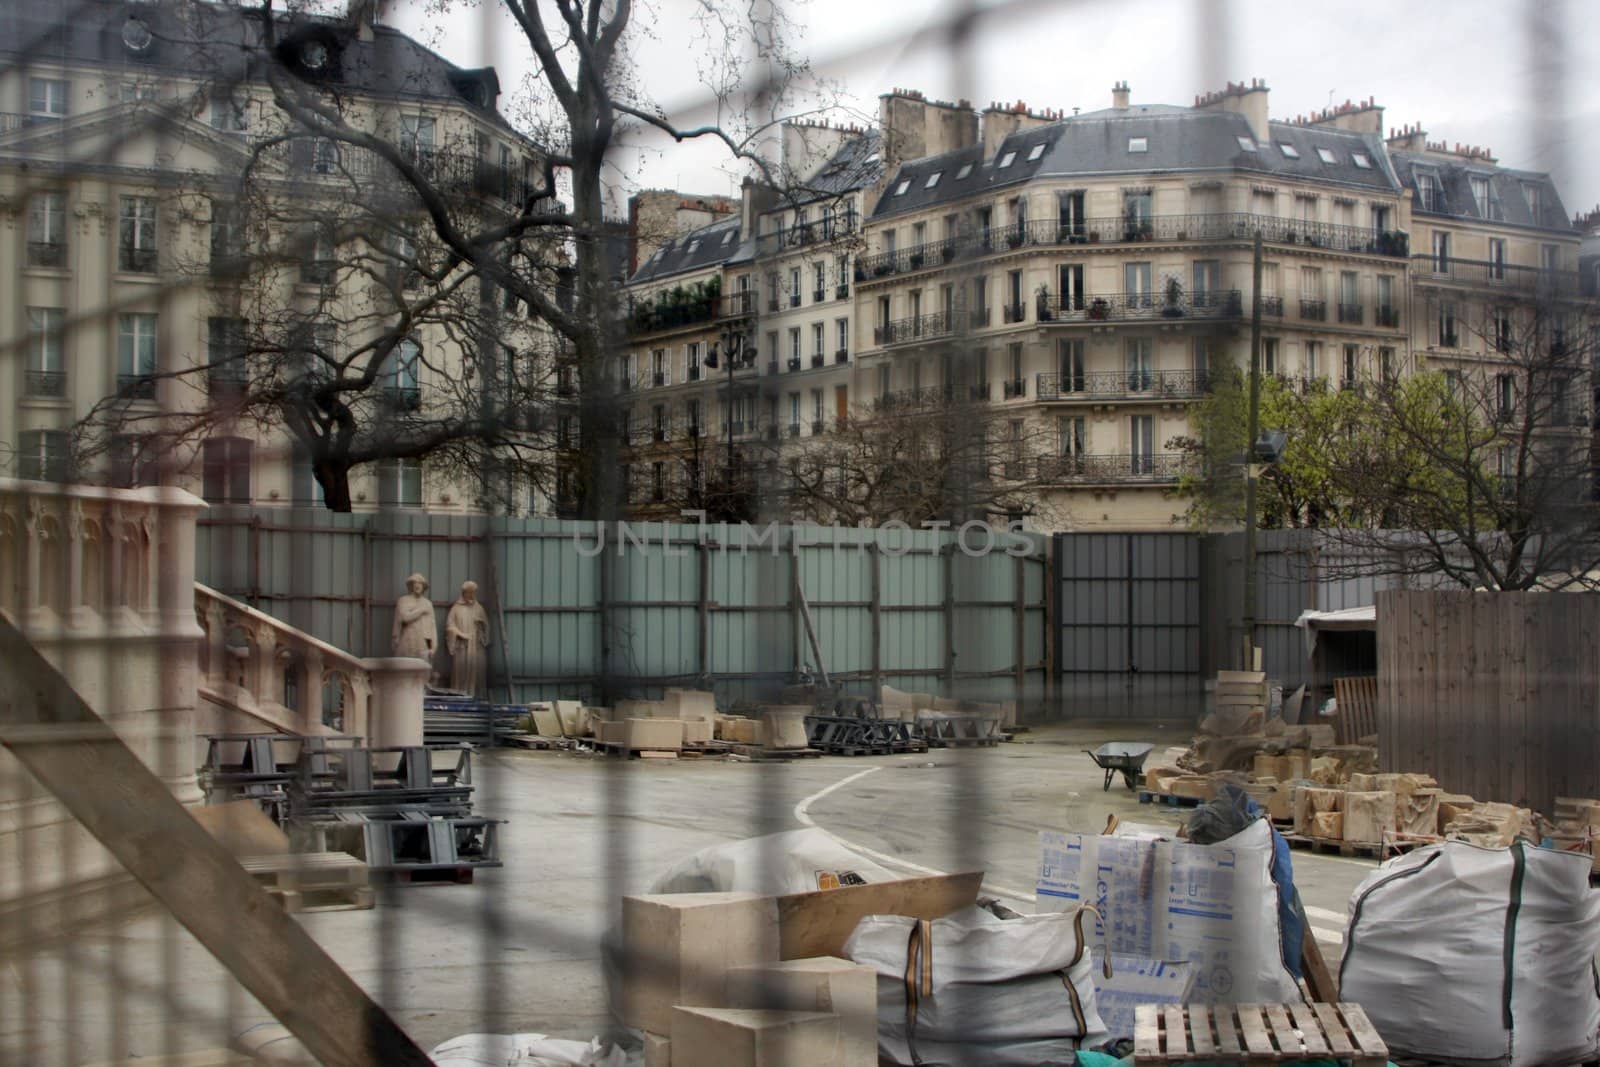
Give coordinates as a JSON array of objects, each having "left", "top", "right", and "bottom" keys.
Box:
[{"left": 0, "top": 0, "right": 1590, "bottom": 1062}]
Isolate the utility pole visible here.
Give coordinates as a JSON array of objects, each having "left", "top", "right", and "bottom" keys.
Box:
[{"left": 1242, "top": 231, "right": 1263, "bottom": 669}]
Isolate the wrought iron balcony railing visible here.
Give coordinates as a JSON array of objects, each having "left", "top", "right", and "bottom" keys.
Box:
[
  {"left": 718, "top": 292, "right": 758, "bottom": 319},
  {"left": 1035, "top": 290, "right": 1243, "bottom": 324},
  {"left": 1414, "top": 256, "right": 1583, "bottom": 298},
  {"left": 118, "top": 246, "right": 158, "bottom": 274},
  {"left": 1036, "top": 369, "right": 1210, "bottom": 401},
  {"left": 1300, "top": 299, "right": 1327, "bottom": 321},
  {"left": 1376, "top": 306, "right": 1402, "bottom": 328},
  {"left": 117, "top": 374, "right": 157, "bottom": 400},
  {"left": 1337, "top": 303, "right": 1364, "bottom": 324},
  {"left": 1035, "top": 452, "right": 1198, "bottom": 484},
  {"left": 1261, "top": 296, "right": 1284, "bottom": 317},
  {"left": 874, "top": 311, "right": 958, "bottom": 346},
  {"left": 27, "top": 241, "right": 66, "bottom": 268},
  {"left": 25, "top": 370, "right": 66, "bottom": 397},
  {"left": 835, "top": 348, "right": 849, "bottom": 364}
]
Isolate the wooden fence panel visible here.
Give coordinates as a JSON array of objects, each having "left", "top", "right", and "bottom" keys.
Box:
[{"left": 1377, "top": 589, "right": 1600, "bottom": 815}]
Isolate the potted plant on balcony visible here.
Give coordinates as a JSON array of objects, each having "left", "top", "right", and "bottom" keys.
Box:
[
  {"left": 1005, "top": 224, "right": 1025, "bottom": 249},
  {"left": 1088, "top": 297, "right": 1110, "bottom": 321},
  {"left": 1161, "top": 277, "right": 1185, "bottom": 318},
  {"left": 941, "top": 241, "right": 957, "bottom": 263},
  {"left": 1035, "top": 286, "right": 1055, "bottom": 322}
]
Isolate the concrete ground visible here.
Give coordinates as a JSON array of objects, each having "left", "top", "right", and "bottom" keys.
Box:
[{"left": 2, "top": 721, "right": 1378, "bottom": 1063}]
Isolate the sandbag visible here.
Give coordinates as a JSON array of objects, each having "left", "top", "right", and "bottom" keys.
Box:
[
  {"left": 644, "top": 828, "right": 898, "bottom": 894},
  {"left": 844, "top": 905, "right": 1106, "bottom": 1066},
  {"left": 1340, "top": 840, "right": 1600, "bottom": 1066},
  {"left": 1036, "top": 819, "right": 1299, "bottom": 1004}
]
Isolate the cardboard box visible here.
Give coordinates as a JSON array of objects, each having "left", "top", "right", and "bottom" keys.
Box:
[
  {"left": 620, "top": 892, "right": 780, "bottom": 1035},
  {"left": 670, "top": 1007, "right": 870, "bottom": 1067},
  {"left": 624, "top": 718, "right": 684, "bottom": 752}
]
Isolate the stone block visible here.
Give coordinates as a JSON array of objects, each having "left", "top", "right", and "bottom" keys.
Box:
[
  {"left": 725, "top": 955, "right": 877, "bottom": 1058},
  {"left": 553, "top": 699, "right": 586, "bottom": 736},
  {"left": 624, "top": 718, "right": 683, "bottom": 752},
  {"left": 620, "top": 892, "right": 781, "bottom": 1035},
  {"left": 721, "top": 717, "right": 763, "bottom": 745},
  {"left": 596, "top": 720, "right": 627, "bottom": 745},
  {"left": 529, "top": 705, "right": 562, "bottom": 737},
  {"left": 760, "top": 707, "right": 810, "bottom": 750},
  {"left": 1166, "top": 775, "right": 1216, "bottom": 801},
  {"left": 1294, "top": 786, "right": 1344, "bottom": 836},
  {"left": 643, "top": 1031, "right": 671, "bottom": 1067},
  {"left": 1342, "top": 790, "right": 1397, "bottom": 845},
  {"left": 682, "top": 718, "right": 713, "bottom": 745},
  {"left": 1396, "top": 789, "right": 1441, "bottom": 837},
  {"left": 663, "top": 688, "right": 718, "bottom": 724},
  {"left": 1311, "top": 811, "right": 1345, "bottom": 840},
  {"left": 670, "top": 1007, "right": 870, "bottom": 1067}
]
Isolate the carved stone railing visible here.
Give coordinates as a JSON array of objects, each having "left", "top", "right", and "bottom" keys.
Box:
[{"left": 195, "top": 584, "right": 428, "bottom": 747}]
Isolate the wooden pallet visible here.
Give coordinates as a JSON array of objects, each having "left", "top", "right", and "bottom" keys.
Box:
[
  {"left": 1333, "top": 675, "right": 1378, "bottom": 745},
  {"left": 240, "top": 852, "right": 373, "bottom": 913},
  {"left": 592, "top": 740, "right": 681, "bottom": 759},
  {"left": 1282, "top": 833, "right": 1383, "bottom": 858},
  {"left": 1134, "top": 1002, "right": 1387, "bottom": 1066},
  {"left": 717, "top": 743, "right": 824, "bottom": 760},
  {"left": 380, "top": 865, "right": 478, "bottom": 886},
  {"left": 1139, "top": 791, "right": 1203, "bottom": 808}
]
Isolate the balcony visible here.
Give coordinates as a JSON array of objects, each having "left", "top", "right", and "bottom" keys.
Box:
[
  {"left": 208, "top": 373, "right": 248, "bottom": 399},
  {"left": 1002, "top": 303, "right": 1027, "bottom": 325},
  {"left": 811, "top": 419, "right": 826, "bottom": 435},
  {"left": 1002, "top": 378, "right": 1026, "bottom": 399},
  {"left": 835, "top": 348, "right": 849, "bottom": 364},
  {"left": 788, "top": 293, "right": 801, "bottom": 309},
  {"left": 813, "top": 289, "right": 825, "bottom": 304},
  {"left": 873, "top": 387, "right": 955, "bottom": 411},
  {"left": 874, "top": 311, "right": 959, "bottom": 347},
  {"left": 853, "top": 214, "right": 1414, "bottom": 286},
  {"left": 1036, "top": 369, "right": 1210, "bottom": 402},
  {"left": 117, "top": 374, "right": 157, "bottom": 400},
  {"left": 1035, "top": 452, "right": 1198, "bottom": 484},
  {"left": 1413, "top": 256, "right": 1583, "bottom": 299},
  {"left": 382, "top": 385, "right": 421, "bottom": 411},
  {"left": 1261, "top": 296, "right": 1284, "bottom": 317},
  {"left": 627, "top": 290, "right": 720, "bottom": 336},
  {"left": 788, "top": 356, "right": 802, "bottom": 372},
  {"left": 651, "top": 371, "right": 666, "bottom": 387},
  {"left": 969, "top": 382, "right": 991, "bottom": 401},
  {"left": 1337, "top": 303, "right": 1364, "bottom": 324},
  {"left": 27, "top": 241, "right": 66, "bottom": 268},
  {"left": 718, "top": 292, "right": 758, "bottom": 319},
  {"left": 787, "top": 423, "right": 801, "bottom": 438},
  {"left": 688, "top": 365, "right": 702, "bottom": 381},
  {"left": 1376, "top": 306, "right": 1401, "bottom": 328},
  {"left": 1035, "top": 290, "right": 1243, "bottom": 325},
  {"left": 754, "top": 213, "right": 859, "bottom": 255},
  {"left": 1300, "top": 299, "right": 1327, "bottom": 321},
  {"left": 119, "top": 246, "right": 158, "bottom": 274},
  {"left": 836, "top": 283, "right": 849, "bottom": 300},
  {"left": 810, "top": 353, "right": 825, "bottom": 369},
  {"left": 767, "top": 297, "right": 780, "bottom": 313},
  {"left": 25, "top": 370, "right": 66, "bottom": 397}
]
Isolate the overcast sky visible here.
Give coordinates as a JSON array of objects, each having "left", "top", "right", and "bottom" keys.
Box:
[{"left": 389, "top": 0, "right": 1600, "bottom": 223}]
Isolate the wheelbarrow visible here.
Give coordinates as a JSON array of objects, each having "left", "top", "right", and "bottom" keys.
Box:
[{"left": 1084, "top": 742, "right": 1156, "bottom": 791}]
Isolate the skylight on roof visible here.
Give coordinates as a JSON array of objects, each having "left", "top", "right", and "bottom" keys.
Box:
[
  {"left": 1128, "top": 137, "right": 1148, "bottom": 153},
  {"left": 1278, "top": 143, "right": 1300, "bottom": 158},
  {"left": 955, "top": 162, "right": 974, "bottom": 180},
  {"left": 1316, "top": 147, "right": 1337, "bottom": 164},
  {"left": 1027, "top": 144, "right": 1046, "bottom": 162},
  {"left": 893, "top": 179, "right": 911, "bottom": 196},
  {"left": 1237, "top": 136, "right": 1256, "bottom": 152},
  {"left": 925, "top": 171, "right": 942, "bottom": 189},
  {"left": 686, "top": 239, "right": 700, "bottom": 253},
  {"left": 721, "top": 231, "right": 734, "bottom": 245},
  {"left": 1352, "top": 152, "right": 1372, "bottom": 169},
  {"left": 997, "top": 151, "right": 1017, "bottom": 168}
]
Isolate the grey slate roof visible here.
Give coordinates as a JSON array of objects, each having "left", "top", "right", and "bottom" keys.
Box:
[
  {"left": 796, "top": 129, "right": 884, "bottom": 199},
  {"left": 627, "top": 214, "right": 743, "bottom": 286},
  {"left": 1389, "top": 150, "right": 1573, "bottom": 232},
  {"left": 873, "top": 108, "right": 1402, "bottom": 220},
  {"left": 4, "top": 0, "right": 522, "bottom": 133}
]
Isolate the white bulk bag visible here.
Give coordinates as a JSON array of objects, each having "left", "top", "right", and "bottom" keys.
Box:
[
  {"left": 644, "top": 827, "right": 899, "bottom": 895},
  {"left": 844, "top": 904, "right": 1107, "bottom": 1066},
  {"left": 1340, "top": 840, "right": 1600, "bottom": 1067}
]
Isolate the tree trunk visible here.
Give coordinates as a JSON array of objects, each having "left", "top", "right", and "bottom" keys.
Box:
[{"left": 315, "top": 460, "right": 354, "bottom": 513}]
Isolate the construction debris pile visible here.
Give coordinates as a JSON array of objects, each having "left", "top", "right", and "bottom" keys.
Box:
[{"left": 1141, "top": 670, "right": 1560, "bottom": 855}]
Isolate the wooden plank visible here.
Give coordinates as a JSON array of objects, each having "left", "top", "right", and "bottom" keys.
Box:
[
  {"left": 1185, "top": 1004, "right": 1214, "bottom": 1055},
  {"left": 1162, "top": 1004, "right": 1189, "bottom": 1056},
  {"left": 1212, "top": 1004, "right": 1241, "bottom": 1055},
  {"left": 1299, "top": 912, "right": 1339, "bottom": 1001},
  {"left": 1235, "top": 1004, "right": 1274, "bottom": 1057},
  {"left": 1311, "top": 1002, "right": 1354, "bottom": 1055},
  {"left": 1263, "top": 1003, "right": 1298, "bottom": 1054},
  {"left": 1286, "top": 1003, "right": 1328, "bottom": 1056},
  {"left": 1338, "top": 1003, "right": 1390, "bottom": 1065},
  {"left": 1133, "top": 1005, "right": 1162, "bottom": 1059},
  {"left": 0, "top": 615, "right": 434, "bottom": 1067},
  {"left": 774, "top": 871, "right": 983, "bottom": 960}
]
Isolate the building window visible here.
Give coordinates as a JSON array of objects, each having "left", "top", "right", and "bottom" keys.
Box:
[
  {"left": 399, "top": 114, "right": 436, "bottom": 163},
  {"left": 1495, "top": 312, "right": 1514, "bottom": 353},
  {"left": 1470, "top": 176, "right": 1492, "bottom": 218},
  {"left": 210, "top": 202, "right": 248, "bottom": 277},
  {"left": 1341, "top": 344, "right": 1359, "bottom": 388},
  {"left": 788, "top": 327, "right": 801, "bottom": 368},
  {"left": 118, "top": 195, "right": 158, "bottom": 273},
  {"left": 1262, "top": 337, "right": 1278, "bottom": 376},
  {"left": 19, "top": 429, "right": 71, "bottom": 482},
  {"left": 1379, "top": 347, "right": 1395, "bottom": 381},
  {"left": 1541, "top": 244, "right": 1560, "bottom": 273},
  {"left": 877, "top": 364, "right": 890, "bottom": 401},
  {"left": 110, "top": 434, "right": 156, "bottom": 489},
  {"left": 1417, "top": 172, "right": 1443, "bottom": 213},
  {"left": 1058, "top": 339, "right": 1085, "bottom": 392},
  {"left": 383, "top": 338, "right": 421, "bottom": 408},
  {"left": 1431, "top": 231, "right": 1451, "bottom": 273},
  {"left": 117, "top": 313, "right": 158, "bottom": 397},
  {"left": 1303, "top": 340, "right": 1318, "bottom": 379},
  {"left": 1124, "top": 262, "right": 1153, "bottom": 304},
  {"left": 1007, "top": 343, "right": 1024, "bottom": 397},
  {"left": 1523, "top": 182, "right": 1542, "bottom": 224},
  {"left": 27, "top": 191, "right": 67, "bottom": 267},
  {"left": 1130, "top": 415, "right": 1154, "bottom": 472},
  {"left": 788, "top": 267, "right": 801, "bottom": 308},
  {"left": 300, "top": 224, "right": 335, "bottom": 284},
  {"left": 1127, "top": 137, "right": 1147, "bottom": 153},
  {"left": 1438, "top": 302, "right": 1458, "bottom": 347},
  {"left": 813, "top": 262, "right": 826, "bottom": 301},
  {"left": 1058, "top": 416, "right": 1085, "bottom": 456},
  {"left": 1487, "top": 238, "right": 1506, "bottom": 280},
  {"left": 207, "top": 317, "right": 248, "bottom": 393},
  {"left": 1315, "top": 147, "right": 1338, "bottom": 164},
  {"left": 997, "top": 150, "right": 1017, "bottom": 168},
  {"left": 28, "top": 77, "right": 68, "bottom": 119},
  {"left": 209, "top": 93, "right": 249, "bottom": 133},
  {"left": 202, "top": 438, "right": 252, "bottom": 503},
  {"left": 26, "top": 308, "right": 66, "bottom": 397},
  {"left": 291, "top": 444, "right": 326, "bottom": 506},
  {"left": 836, "top": 318, "right": 848, "bottom": 360},
  {"left": 1497, "top": 373, "right": 1515, "bottom": 420},
  {"left": 378, "top": 459, "right": 424, "bottom": 507},
  {"left": 1125, "top": 338, "right": 1153, "bottom": 392}
]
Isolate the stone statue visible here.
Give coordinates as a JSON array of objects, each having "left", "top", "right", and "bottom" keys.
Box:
[
  {"left": 445, "top": 580, "right": 491, "bottom": 699},
  {"left": 390, "top": 573, "right": 437, "bottom": 664}
]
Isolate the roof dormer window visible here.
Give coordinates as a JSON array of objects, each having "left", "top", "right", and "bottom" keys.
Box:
[
  {"left": 924, "top": 172, "right": 942, "bottom": 188},
  {"left": 1127, "top": 137, "right": 1148, "bottom": 153},
  {"left": 955, "top": 162, "right": 974, "bottom": 180},
  {"left": 1316, "top": 147, "right": 1338, "bottom": 164},
  {"left": 1236, "top": 136, "right": 1256, "bottom": 152},
  {"left": 1278, "top": 143, "right": 1300, "bottom": 158},
  {"left": 686, "top": 239, "right": 700, "bottom": 253},
  {"left": 1026, "top": 143, "right": 1046, "bottom": 162},
  {"left": 720, "top": 231, "right": 734, "bottom": 246},
  {"left": 997, "top": 150, "right": 1017, "bottom": 168},
  {"left": 1352, "top": 152, "right": 1372, "bottom": 169},
  {"left": 893, "top": 179, "right": 911, "bottom": 196}
]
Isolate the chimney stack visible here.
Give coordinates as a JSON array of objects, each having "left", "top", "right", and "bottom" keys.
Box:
[
  {"left": 1193, "top": 78, "right": 1270, "bottom": 143},
  {"left": 1112, "top": 81, "right": 1130, "bottom": 110}
]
